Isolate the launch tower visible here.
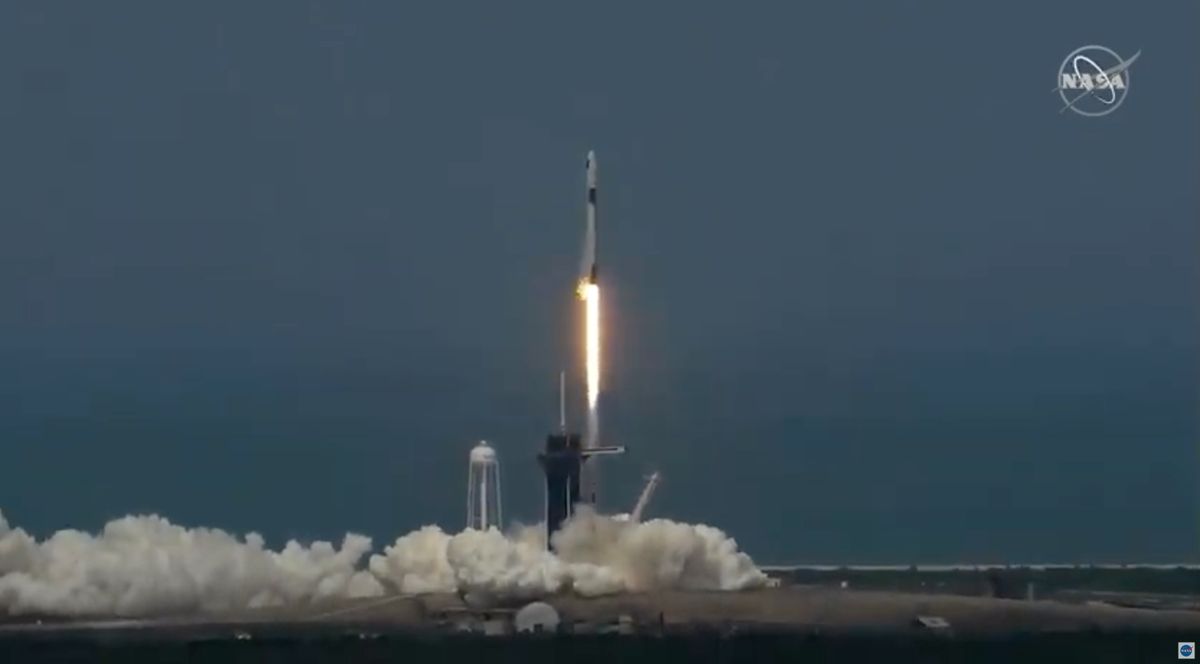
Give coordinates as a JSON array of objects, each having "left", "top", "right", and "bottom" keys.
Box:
[
  {"left": 538, "top": 433, "right": 623, "bottom": 550},
  {"left": 538, "top": 370, "right": 623, "bottom": 549}
]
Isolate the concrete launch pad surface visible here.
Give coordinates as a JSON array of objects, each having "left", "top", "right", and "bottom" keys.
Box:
[{"left": 2, "top": 586, "right": 1198, "bottom": 639}]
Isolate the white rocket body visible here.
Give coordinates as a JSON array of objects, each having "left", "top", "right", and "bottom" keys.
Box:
[{"left": 581, "top": 150, "right": 598, "bottom": 284}]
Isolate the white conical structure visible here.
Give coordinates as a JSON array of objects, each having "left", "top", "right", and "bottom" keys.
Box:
[{"left": 466, "top": 440, "right": 502, "bottom": 531}]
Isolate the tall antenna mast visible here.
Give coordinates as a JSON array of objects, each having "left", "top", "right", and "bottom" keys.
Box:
[{"left": 559, "top": 370, "right": 566, "bottom": 432}]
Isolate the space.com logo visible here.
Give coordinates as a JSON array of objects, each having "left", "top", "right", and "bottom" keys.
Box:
[
  {"left": 1181, "top": 641, "right": 1195, "bottom": 659},
  {"left": 1055, "top": 45, "right": 1140, "bottom": 117}
]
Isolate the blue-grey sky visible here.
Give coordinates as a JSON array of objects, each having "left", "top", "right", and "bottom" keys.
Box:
[{"left": 0, "top": 3, "right": 1196, "bottom": 563}]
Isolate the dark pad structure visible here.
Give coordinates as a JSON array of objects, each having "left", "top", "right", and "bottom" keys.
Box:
[{"left": 537, "top": 433, "right": 624, "bottom": 550}]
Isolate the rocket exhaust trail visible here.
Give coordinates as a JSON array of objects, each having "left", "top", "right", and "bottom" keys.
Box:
[{"left": 584, "top": 282, "right": 600, "bottom": 440}]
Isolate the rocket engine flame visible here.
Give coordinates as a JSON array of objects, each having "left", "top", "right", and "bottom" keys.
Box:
[
  {"left": 578, "top": 280, "right": 601, "bottom": 448},
  {"left": 582, "top": 282, "right": 600, "bottom": 410}
]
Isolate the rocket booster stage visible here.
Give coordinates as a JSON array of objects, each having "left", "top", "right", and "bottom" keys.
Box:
[{"left": 582, "top": 150, "right": 598, "bottom": 284}]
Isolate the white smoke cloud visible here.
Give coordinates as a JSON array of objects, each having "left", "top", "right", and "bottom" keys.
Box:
[
  {"left": 0, "top": 511, "right": 383, "bottom": 617},
  {"left": 0, "top": 508, "right": 766, "bottom": 618},
  {"left": 369, "top": 507, "right": 766, "bottom": 599}
]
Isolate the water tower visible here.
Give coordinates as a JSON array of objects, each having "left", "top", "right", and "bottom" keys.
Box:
[{"left": 466, "top": 440, "right": 502, "bottom": 530}]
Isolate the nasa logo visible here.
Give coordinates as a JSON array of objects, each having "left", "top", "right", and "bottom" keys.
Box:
[
  {"left": 1055, "top": 45, "right": 1140, "bottom": 117},
  {"left": 1180, "top": 641, "right": 1195, "bottom": 659}
]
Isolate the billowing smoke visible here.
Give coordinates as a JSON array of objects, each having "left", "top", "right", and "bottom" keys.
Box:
[
  {"left": 369, "top": 507, "right": 766, "bottom": 599},
  {"left": 0, "top": 510, "right": 383, "bottom": 617},
  {"left": 0, "top": 508, "right": 766, "bottom": 617}
]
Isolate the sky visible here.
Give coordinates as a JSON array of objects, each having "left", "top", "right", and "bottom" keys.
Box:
[{"left": 0, "top": 2, "right": 1196, "bottom": 564}]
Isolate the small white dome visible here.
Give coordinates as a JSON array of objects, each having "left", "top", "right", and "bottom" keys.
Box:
[
  {"left": 514, "top": 601, "right": 560, "bottom": 633},
  {"left": 469, "top": 441, "right": 497, "bottom": 464}
]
